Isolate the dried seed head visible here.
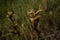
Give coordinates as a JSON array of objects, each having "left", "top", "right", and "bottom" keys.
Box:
[
  {"left": 30, "top": 18, "right": 34, "bottom": 23},
  {"left": 27, "top": 9, "right": 35, "bottom": 16},
  {"left": 8, "top": 11, "right": 13, "bottom": 15},
  {"left": 34, "top": 15, "right": 41, "bottom": 20}
]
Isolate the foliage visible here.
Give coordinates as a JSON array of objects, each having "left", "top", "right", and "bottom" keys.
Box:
[{"left": 0, "top": 0, "right": 60, "bottom": 40}]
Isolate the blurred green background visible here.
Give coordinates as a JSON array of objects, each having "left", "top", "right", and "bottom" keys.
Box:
[{"left": 0, "top": 0, "right": 60, "bottom": 40}]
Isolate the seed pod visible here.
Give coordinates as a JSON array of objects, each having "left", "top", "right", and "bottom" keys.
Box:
[{"left": 7, "top": 11, "right": 15, "bottom": 22}]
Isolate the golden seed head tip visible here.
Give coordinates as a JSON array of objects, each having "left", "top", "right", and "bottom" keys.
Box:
[
  {"left": 27, "top": 12, "right": 34, "bottom": 16},
  {"left": 30, "top": 18, "right": 34, "bottom": 22},
  {"left": 8, "top": 11, "right": 13, "bottom": 15}
]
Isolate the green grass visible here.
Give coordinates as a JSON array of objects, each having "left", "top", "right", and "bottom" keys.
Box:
[{"left": 0, "top": 0, "right": 60, "bottom": 40}]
